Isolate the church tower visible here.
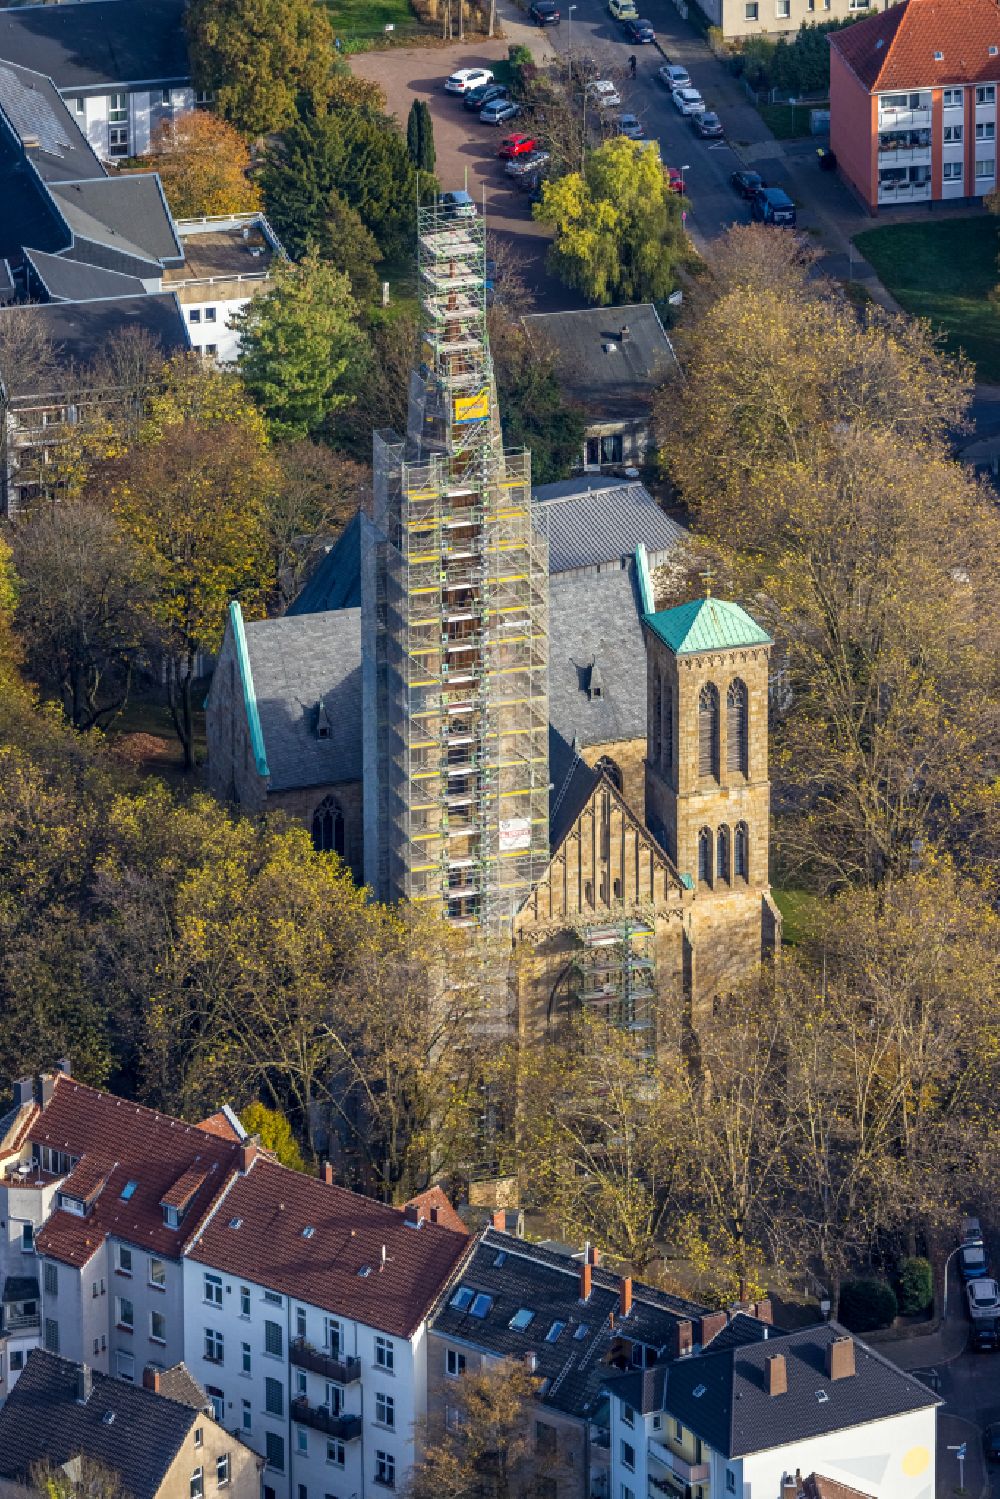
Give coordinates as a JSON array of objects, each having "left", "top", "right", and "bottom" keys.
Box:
[{"left": 642, "top": 593, "right": 779, "bottom": 1009}]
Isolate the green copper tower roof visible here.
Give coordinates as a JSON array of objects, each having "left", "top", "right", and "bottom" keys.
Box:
[{"left": 645, "top": 596, "right": 771, "bottom": 656}]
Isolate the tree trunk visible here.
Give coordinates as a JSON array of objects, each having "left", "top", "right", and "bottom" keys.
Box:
[
  {"left": 488, "top": 0, "right": 496, "bottom": 35},
  {"left": 165, "top": 650, "right": 197, "bottom": 771}
]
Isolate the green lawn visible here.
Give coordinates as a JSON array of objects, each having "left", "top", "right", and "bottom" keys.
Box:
[
  {"left": 758, "top": 102, "right": 815, "bottom": 140},
  {"left": 772, "top": 887, "right": 821, "bottom": 947},
  {"left": 323, "top": 0, "right": 423, "bottom": 43},
  {"left": 854, "top": 216, "right": 1000, "bottom": 380}
]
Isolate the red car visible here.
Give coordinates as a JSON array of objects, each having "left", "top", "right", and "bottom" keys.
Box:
[
  {"left": 666, "top": 166, "right": 685, "bottom": 193},
  {"left": 498, "top": 133, "right": 537, "bottom": 159}
]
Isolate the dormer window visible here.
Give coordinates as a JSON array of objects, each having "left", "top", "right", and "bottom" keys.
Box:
[
  {"left": 315, "top": 700, "right": 332, "bottom": 740},
  {"left": 57, "top": 1193, "right": 86, "bottom": 1217},
  {"left": 163, "top": 1204, "right": 180, "bottom": 1229},
  {"left": 586, "top": 659, "right": 604, "bottom": 701}
]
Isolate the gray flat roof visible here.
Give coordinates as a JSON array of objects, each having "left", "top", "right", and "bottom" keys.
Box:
[
  {"left": 522, "top": 304, "right": 677, "bottom": 416},
  {"left": 0, "top": 0, "right": 190, "bottom": 91},
  {"left": 0, "top": 293, "right": 188, "bottom": 395}
]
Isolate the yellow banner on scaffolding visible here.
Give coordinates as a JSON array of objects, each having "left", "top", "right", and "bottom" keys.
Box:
[{"left": 454, "top": 388, "right": 489, "bottom": 424}]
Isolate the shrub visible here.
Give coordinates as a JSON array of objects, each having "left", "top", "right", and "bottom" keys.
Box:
[
  {"left": 240, "top": 1101, "right": 306, "bottom": 1171},
  {"left": 896, "top": 1257, "right": 934, "bottom": 1316},
  {"left": 839, "top": 1277, "right": 898, "bottom": 1333}
]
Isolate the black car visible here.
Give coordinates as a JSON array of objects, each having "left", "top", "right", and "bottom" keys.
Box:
[
  {"left": 693, "top": 110, "right": 723, "bottom": 138},
  {"left": 624, "top": 16, "right": 655, "bottom": 41},
  {"left": 463, "top": 82, "right": 507, "bottom": 111},
  {"left": 731, "top": 168, "right": 766, "bottom": 198},
  {"left": 530, "top": 0, "right": 560, "bottom": 21},
  {"left": 973, "top": 1320, "right": 999, "bottom": 1353},
  {"left": 751, "top": 186, "right": 796, "bottom": 226}
]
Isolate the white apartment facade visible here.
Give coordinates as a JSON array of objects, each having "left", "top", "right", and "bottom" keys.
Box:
[
  {"left": 170, "top": 215, "right": 285, "bottom": 364},
  {"left": 66, "top": 86, "right": 206, "bottom": 162}
]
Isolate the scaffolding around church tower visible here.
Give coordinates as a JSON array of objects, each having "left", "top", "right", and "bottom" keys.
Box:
[{"left": 367, "top": 198, "right": 549, "bottom": 934}]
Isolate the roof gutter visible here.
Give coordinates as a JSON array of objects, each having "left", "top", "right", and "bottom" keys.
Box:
[
  {"left": 230, "top": 600, "right": 270, "bottom": 779},
  {"left": 635, "top": 542, "right": 655, "bottom": 616}
]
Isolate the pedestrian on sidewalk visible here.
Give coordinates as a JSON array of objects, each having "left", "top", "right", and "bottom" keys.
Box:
[{"left": 628, "top": 53, "right": 637, "bottom": 77}]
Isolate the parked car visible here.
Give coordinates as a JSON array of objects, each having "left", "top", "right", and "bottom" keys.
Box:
[
  {"left": 968, "top": 1278, "right": 1000, "bottom": 1318},
  {"left": 666, "top": 166, "right": 685, "bottom": 193},
  {"left": 960, "top": 1241, "right": 990, "bottom": 1281},
  {"left": 672, "top": 86, "right": 705, "bottom": 116},
  {"left": 624, "top": 15, "right": 655, "bottom": 41},
  {"left": 751, "top": 186, "right": 796, "bottom": 226},
  {"left": 506, "top": 149, "right": 550, "bottom": 177},
  {"left": 659, "top": 62, "right": 690, "bottom": 90},
  {"left": 446, "top": 67, "right": 494, "bottom": 95},
  {"left": 962, "top": 1216, "right": 985, "bottom": 1246},
  {"left": 482, "top": 97, "right": 519, "bottom": 124},
  {"left": 972, "top": 1319, "right": 999, "bottom": 1352},
  {"left": 440, "top": 190, "right": 476, "bottom": 218},
  {"left": 498, "top": 133, "right": 537, "bottom": 159},
  {"left": 464, "top": 81, "right": 507, "bottom": 111},
  {"left": 608, "top": 0, "right": 639, "bottom": 16},
  {"left": 986, "top": 1423, "right": 1000, "bottom": 1461},
  {"left": 615, "top": 112, "right": 644, "bottom": 138},
  {"left": 515, "top": 169, "right": 544, "bottom": 193},
  {"left": 587, "top": 79, "right": 622, "bottom": 109},
  {"left": 530, "top": 0, "right": 561, "bottom": 22},
  {"left": 693, "top": 109, "right": 723, "bottom": 138},
  {"left": 731, "top": 168, "right": 766, "bottom": 197}
]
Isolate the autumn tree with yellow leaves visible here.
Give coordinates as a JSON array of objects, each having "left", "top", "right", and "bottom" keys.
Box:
[{"left": 151, "top": 109, "right": 261, "bottom": 219}]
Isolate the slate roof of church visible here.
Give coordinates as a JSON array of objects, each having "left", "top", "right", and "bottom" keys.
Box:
[
  {"left": 532, "top": 478, "right": 687, "bottom": 577},
  {"left": 287, "top": 511, "right": 363, "bottom": 614},
  {"left": 0, "top": 0, "right": 190, "bottom": 91},
  {"left": 242, "top": 609, "right": 363, "bottom": 791},
  {"left": 645, "top": 596, "right": 771, "bottom": 656},
  {"left": 548, "top": 562, "right": 648, "bottom": 763}
]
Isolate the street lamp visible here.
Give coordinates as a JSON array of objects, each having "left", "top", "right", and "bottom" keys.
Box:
[
  {"left": 941, "top": 1243, "right": 962, "bottom": 1319},
  {"left": 680, "top": 162, "right": 690, "bottom": 194},
  {"left": 567, "top": 3, "right": 577, "bottom": 69}
]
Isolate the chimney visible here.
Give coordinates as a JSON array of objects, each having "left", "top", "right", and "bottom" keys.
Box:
[
  {"left": 580, "top": 1262, "right": 592, "bottom": 1302},
  {"left": 404, "top": 1203, "right": 422, "bottom": 1227},
  {"left": 39, "top": 1073, "right": 56, "bottom": 1107},
  {"left": 57, "top": 1058, "right": 72, "bottom": 1076},
  {"left": 780, "top": 1477, "right": 799, "bottom": 1499},
  {"left": 322, "top": 1162, "right": 334, "bottom": 1186},
  {"left": 491, "top": 1209, "right": 506, "bottom": 1231},
  {"left": 619, "top": 1277, "right": 633, "bottom": 1318},
  {"left": 752, "top": 1298, "right": 773, "bottom": 1325},
  {"left": 698, "top": 1311, "right": 727, "bottom": 1348},
  {"left": 672, "top": 1319, "right": 693, "bottom": 1358},
  {"left": 525, "top": 1351, "right": 538, "bottom": 1373},
  {"left": 14, "top": 1077, "right": 33, "bottom": 1108},
  {"left": 588, "top": 1245, "right": 600, "bottom": 1266},
  {"left": 766, "top": 1353, "right": 787, "bottom": 1396},
  {"left": 76, "top": 1365, "right": 93, "bottom": 1404},
  {"left": 240, "top": 1142, "right": 255, "bottom": 1173},
  {"left": 827, "top": 1335, "right": 855, "bottom": 1381},
  {"left": 142, "top": 1365, "right": 161, "bottom": 1394}
]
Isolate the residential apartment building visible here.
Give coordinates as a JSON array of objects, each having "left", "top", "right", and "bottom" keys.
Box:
[
  {"left": 604, "top": 1322, "right": 940, "bottom": 1499},
  {"left": 830, "top": 0, "right": 1000, "bottom": 212},
  {"left": 0, "top": 0, "right": 195, "bottom": 163},
  {"left": 167, "top": 216, "right": 284, "bottom": 363},
  {"left": 427, "top": 1224, "right": 767, "bottom": 1499},
  {"left": 0, "top": 1351, "right": 262, "bottom": 1499},
  {"left": 181, "top": 1159, "right": 469, "bottom": 1499},
  {"left": 696, "top": 0, "right": 888, "bottom": 46}
]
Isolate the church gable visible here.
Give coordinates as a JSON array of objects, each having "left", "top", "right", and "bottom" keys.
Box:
[{"left": 520, "top": 770, "right": 685, "bottom": 930}]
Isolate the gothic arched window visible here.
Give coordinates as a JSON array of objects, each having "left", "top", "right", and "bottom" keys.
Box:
[
  {"left": 662, "top": 680, "right": 673, "bottom": 773},
  {"left": 727, "top": 678, "right": 749, "bottom": 776},
  {"left": 698, "top": 826, "right": 712, "bottom": 885},
  {"left": 595, "top": 755, "right": 623, "bottom": 793},
  {"left": 699, "top": 683, "right": 720, "bottom": 781},
  {"left": 717, "top": 824, "right": 730, "bottom": 884},
  {"left": 312, "top": 796, "right": 345, "bottom": 856},
  {"left": 734, "top": 821, "right": 749, "bottom": 881}
]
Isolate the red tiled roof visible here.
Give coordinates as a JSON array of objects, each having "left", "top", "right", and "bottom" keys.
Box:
[
  {"left": 161, "top": 1166, "right": 209, "bottom": 1211},
  {"left": 59, "top": 1157, "right": 114, "bottom": 1203},
  {"left": 404, "top": 1185, "right": 468, "bottom": 1237},
  {"left": 197, "top": 1111, "right": 243, "bottom": 1142},
  {"left": 803, "top": 1477, "right": 876, "bottom": 1499},
  {"left": 831, "top": 0, "right": 1000, "bottom": 90},
  {"left": 32, "top": 1077, "right": 242, "bottom": 1268},
  {"left": 189, "top": 1159, "right": 471, "bottom": 1339}
]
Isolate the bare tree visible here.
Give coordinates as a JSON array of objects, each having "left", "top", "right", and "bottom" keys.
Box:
[{"left": 267, "top": 440, "right": 370, "bottom": 611}]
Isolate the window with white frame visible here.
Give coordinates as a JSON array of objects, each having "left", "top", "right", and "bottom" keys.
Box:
[
  {"left": 149, "top": 1257, "right": 166, "bottom": 1288},
  {"left": 776, "top": 0, "right": 790, "bottom": 13},
  {"left": 116, "top": 1245, "right": 133, "bottom": 1275},
  {"left": 205, "top": 307, "right": 217, "bottom": 323},
  {"left": 116, "top": 1296, "right": 134, "bottom": 1332},
  {"left": 73, "top": 97, "right": 85, "bottom": 114},
  {"left": 204, "top": 1328, "right": 224, "bottom": 1363},
  {"left": 108, "top": 91, "right": 127, "bottom": 122},
  {"left": 264, "top": 1290, "right": 282, "bottom": 1306},
  {"left": 977, "top": 85, "right": 996, "bottom": 103},
  {"left": 204, "top": 344, "right": 218, "bottom": 357},
  {"left": 117, "top": 1351, "right": 135, "bottom": 1382},
  {"left": 21, "top": 1224, "right": 34, "bottom": 1253},
  {"left": 943, "top": 87, "right": 963, "bottom": 106},
  {"left": 621, "top": 1442, "right": 635, "bottom": 1472},
  {"left": 265, "top": 1377, "right": 284, "bottom": 1416},
  {"left": 978, "top": 120, "right": 996, "bottom": 139},
  {"left": 108, "top": 126, "right": 129, "bottom": 158},
  {"left": 976, "top": 157, "right": 996, "bottom": 178},
  {"left": 194, "top": 1430, "right": 203, "bottom": 1451},
  {"left": 241, "top": 1398, "right": 252, "bottom": 1432},
  {"left": 191, "top": 1468, "right": 204, "bottom": 1499},
  {"left": 446, "top": 1348, "right": 466, "bottom": 1377},
  {"left": 295, "top": 1369, "right": 307, "bottom": 1397},
  {"left": 189, "top": 309, "right": 202, "bottom": 324},
  {"left": 208, "top": 1391, "right": 224, "bottom": 1423},
  {"left": 151, "top": 1310, "right": 166, "bottom": 1343},
  {"left": 241, "top": 1342, "right": 251, "bottom": 1374},
  {"left": 622, "top": 1489, "right": 635, "bottom": 1499},
  {"left": 265, "top": 1320, "right": 283, "bottom": 1356},
  {"left": 265, "top": 1433, "right": 284, "bottom": 1472},
  {"left": 943, "top": 160, "right": 963, "bottom": 179},
  {"left": 745, "top": 2, "right": 758, "bottom": 15},
  {"left": 161, "top": 88, "right": 172, "bottom": 105},
  {"left": 296, "top": 1427, "right": 309, "bottom": 1454},
  {"left": 325, "top": 1383, "right": 342, "bottom": 1414},
  {"left": 296, "top": 1307, "right": 307, "bottom": 1339},
  {"left": 216, "top": 1455, "right": 230, "bottom": 1488},
  {"left": 943, "top": 123, "right": 963, "bottom": 141},
  {"left": 325, "top": 1318, "right": 341, "bottom": 1356},
  {"left": 622, "top": 1405, "right": 635, "bottom": 1428},
  {"left": 327, "top": 1440, "right": 345, "bottom": 1466},
  {"left": 374, "top": 1452, "right": 395, "bottom": 1489},
  {"left": 376, "top": 1392, "right": 395, "bottom": 1429},
  {"left": 375, "top": 1335, "right": 394, "bottom": 1372}
]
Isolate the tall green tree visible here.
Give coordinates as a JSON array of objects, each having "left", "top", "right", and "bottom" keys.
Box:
[
  {"left": 534, "top": 137, "right": 687, "bottom": 303},
  {"left": 492, "top": 324, "right": 585, "bottom": 484},
  {"left": 232, "top": 251, "right": 363, "bottom": 441},
  {"left": 406, "top": 99, "right": 436, "bottom": 173},
  {"left": 185, "top": 0, "right": 336, "bottom": 136},
  {"left": 322, "top": 190, "right": 383, "bottom": 304}
]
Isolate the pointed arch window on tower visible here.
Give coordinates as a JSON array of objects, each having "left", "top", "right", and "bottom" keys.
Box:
[
  {"left": 312, "top": 796, "right": 345, "bottom": 856},
  {"left": 699, "top": 683, "right": 720, "bottom": 781},
  {"left": 717, "top": 825, "right": 730, "bottom": 884},
  {"left": 727, "top": 679, "right": 749, "bottom": 776},
  {"left": 698, "top": 827, "right": 712, "bottom": 885},
  {"left": 662, "top": 680, "right": 673, "bottom": 773},
  {"left": 734, "top": 822, "right": 749, "bottom": 881}
]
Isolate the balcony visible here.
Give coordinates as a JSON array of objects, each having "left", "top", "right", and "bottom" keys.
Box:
[
  {"left": 289, "top": 1338, "right": 361, "bottom": 1384},
  {"left": 648, "top": 1438, "right": 710, "bottom": 1485},
  {"left": 877, "top": 145, "right": 931, "bottom": 167},
  {"left": 877, "top": 179, "right": 932, "bottom": 203},
  {"left": 877, "top": 105, "right": 931, "bottom": 130},
  {"left": 290, "top": 1397, "right": 362, "bottom": 1440}
]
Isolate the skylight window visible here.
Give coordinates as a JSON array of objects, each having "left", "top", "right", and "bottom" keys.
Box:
[
  {"left": 494, "top": 1251, "right": 507, "bottom": 1268},
  {"left": 545, "top": 1321, "right": 566, "bottom": 1343},
  {"left": 991, "top": 44, "right": 998, "bottom": 54},
  {"left": 573, "top": 1324, "right": 589, "bottom": 1341},
  {"left": 450, "top": 1286, "right": 475, "bottom": 1312},
  {"left": 228, "top": 1217, "right": 243, "bottom": 1230},
  {"left": 934, "top": 50, "right": 944, "bottom": 60},
  {"left": 302, "top": 1226, "right": 315, "bottom": 1239},
  {"left": 510, "top": 1308, "right": 535, "bottom": 1332},
  {"left": 470, "top": 1293, "right": 493, "bottom": 1319},
  {"left": 120, "top": 1181, "right": 138, "bottom": 1202},
  {"left": 692, "top": 1384, "right": 707, "bottom": 1399},
  {"left": 815, "top": 1389, "right": 829, "bottom": 1404}
]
